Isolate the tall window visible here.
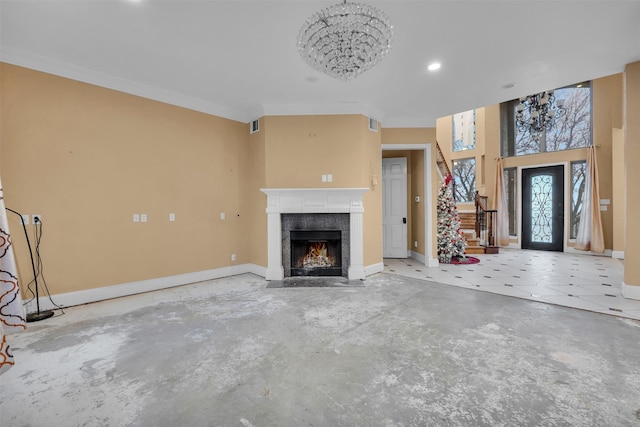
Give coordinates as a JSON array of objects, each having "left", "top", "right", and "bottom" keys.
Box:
[
  {"left": 570, "top": 161, "right": 587, "bottom": 239},
  {"left": 503, "top": 167, "right": 517, "bottom": 236},
  {"left": 502, "top": 82, "right": 592, "bottom": 157},
  {"left": 452, "top": 157, "right": 476, "bottom": 202},
  {"left": 452, "top": 110, "right": 476, "bottom": 151}
]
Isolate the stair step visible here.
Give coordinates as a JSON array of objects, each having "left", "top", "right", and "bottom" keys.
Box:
[{"left": 465, "top": 246, "right": 485, "bottom": 255}]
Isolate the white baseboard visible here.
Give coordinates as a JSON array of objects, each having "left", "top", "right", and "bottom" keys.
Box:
[
  {"left": 28, "top": 263, "right": 266, "bottom": 312},
  {"left": 364, "top": 262, "right": 384, "bottom": 276},
  {"left": 611, "top": 250, "right": 625, "bottom": 259},
  {"left": 622, "top": 281, "right": 640, "bottom": 300},
  {"left": 409, "top": 251, "right": 426, "bottom": 264},
  {"left": 426, "top": 257, "right": 440, "bottom": 267},
  {"left": 565, "top": 247, "right": 612, "bottom": 257}
]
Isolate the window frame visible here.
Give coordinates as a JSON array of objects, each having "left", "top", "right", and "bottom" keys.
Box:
[
  {"left": 501, "top": 82, "right": 593, "bottom": 158},
  {"left": 451, "top": 157, "right": 476, "bottom": 203}
]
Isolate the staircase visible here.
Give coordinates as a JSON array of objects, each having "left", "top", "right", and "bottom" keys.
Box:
[
  {"left": 459, "top": 212, "right": 485, "bottom": 254},
  {"left": 436, "top": 141, "right": 499, "bottom": 256}
]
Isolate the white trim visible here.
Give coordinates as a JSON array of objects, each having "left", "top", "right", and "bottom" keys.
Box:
[
  {"left": 381, "top": 143, "right": 435, "bottom": 268},
  {"left": 365, "top": 262, "right": 384, "bottom": 276},
  {"left": 1, "top": 47, "right": 249, "bottom": 123},
  {"left": 260, "top": 188, "right": 368, "bottom": 281},
  {"left": 565, "top": 247, "right": 612, "bottom": 257},
  {"left": 611, "top": 250, "right": 625, "bottom": 259},
  {"left": 426, "top": 257, "right": 440, "bottom": 267},
  {"left": 410, "top": 251, "right": 426, "bottom": 264},
  {"left": 622, "top": 281, "right": 640, "bottom": 301},
  {"left": 26, "top": 263, "right": 266, "bottom": 311},
  {"left": 261, "top": 103, "right": 385, "bottom": 122},
  {"left": 382, "top": 118, "right": 435, "bottom": 128}
]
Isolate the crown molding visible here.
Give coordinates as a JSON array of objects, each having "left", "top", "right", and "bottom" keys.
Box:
[
  {"left": 260, "top": 103, "right": 385, "bottom": 121},
  {"left": 0, "top": 47, "right": 249, "bottom": 123}
]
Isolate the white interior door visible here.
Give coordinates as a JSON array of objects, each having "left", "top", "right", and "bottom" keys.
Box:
[{"left": 383, "top": 157, "right": 408, "bottom": 258}]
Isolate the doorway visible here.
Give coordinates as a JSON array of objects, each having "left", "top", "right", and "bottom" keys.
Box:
[
  {"left": 382, "top": 157, "right": 407, "bottom": 258},
  {"left": 521, "top": 165, "right": 564, "bottom": 251}
]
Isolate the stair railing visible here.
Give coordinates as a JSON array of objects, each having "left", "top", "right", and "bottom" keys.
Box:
[
  {"left": 435, "top": 141, "right": 452, "bottom": 180},
  {"left": 475, "top": 191, "right": 499, "bottom": 253}
]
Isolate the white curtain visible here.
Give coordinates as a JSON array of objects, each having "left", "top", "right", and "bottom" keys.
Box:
[
  {"left": 0, "top": 177, "right": 27, "bottom": 376},
  {"left": 492, "top": 157, "right": 510, "bottom": 246},
  {"left": 575, "top": 146, "right": 605, "bottom": 253}
]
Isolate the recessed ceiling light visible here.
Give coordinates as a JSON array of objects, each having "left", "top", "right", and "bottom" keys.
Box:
[
  {"left": 501, "top": 83, "right": 516, "bottom": 89},
  {"left": 427, "top": 62, "right": 441, "bottom": 71}
]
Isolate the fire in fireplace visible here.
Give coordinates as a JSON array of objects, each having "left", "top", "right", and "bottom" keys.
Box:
[{"left": 290, "top": 230, "right": 342, "bottom": 276}]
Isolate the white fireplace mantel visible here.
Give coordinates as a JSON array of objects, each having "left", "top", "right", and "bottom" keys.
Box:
[{"left": 261, "top": 188, "right": 368, "bottom": 280}]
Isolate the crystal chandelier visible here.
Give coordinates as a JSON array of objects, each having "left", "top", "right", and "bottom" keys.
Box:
[
  {"left": 297, "top": 0, "right": 394, "bottom": 81},
  {"left": 515, "top": 91, "right": 566, "bottom": 140}
]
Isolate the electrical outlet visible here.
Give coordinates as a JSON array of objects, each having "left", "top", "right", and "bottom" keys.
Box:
[
  {"left": 414, "top": 241, "right": 418, "bottom": 248},
  {"left": 220, "top": 212, "right": 225, "bottom": 220},
  {"left": 327, "top": 174, "right": 333, "bottom": 182},
  {"left": 231, "top": 254, "right": 236, "bottom": 261},
  {"left": 141, "top": 214, "right": 148, "bottom": 223},
  {"left": 133, "top": 214, "right": 140, "bottom": 223},
  {"left": 20, "top": 214, "right": 30, "bottom": 225},
  {"left": 169, "top": 213, "right": 175, "bottom": 222},
  {"left": 32, "top": 214, "right": 42, "bottom": 224}
]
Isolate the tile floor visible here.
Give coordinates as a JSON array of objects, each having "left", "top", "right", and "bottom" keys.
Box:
[{"left": 384, "top": 248, "right": 640, "bottom": 321}]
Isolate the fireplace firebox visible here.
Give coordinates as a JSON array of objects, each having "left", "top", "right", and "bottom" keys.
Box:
[{"left": 290, "top": 230, "right": 342, "bottom": 276}]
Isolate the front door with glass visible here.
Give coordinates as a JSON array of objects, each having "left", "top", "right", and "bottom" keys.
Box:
[{"left": 521, "top": 165, "right": 564, "bottom": 251}]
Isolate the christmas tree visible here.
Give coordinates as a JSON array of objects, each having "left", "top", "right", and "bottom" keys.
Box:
[{"left": 437, "top": 174, "right": 467, "bottom": 263}]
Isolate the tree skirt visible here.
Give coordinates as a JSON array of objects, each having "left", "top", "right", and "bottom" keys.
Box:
[{"left": 451, "top": 256, "right": 480, "bottom": 265}]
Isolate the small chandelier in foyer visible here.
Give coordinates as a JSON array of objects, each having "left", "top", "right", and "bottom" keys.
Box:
[
  {"left": 515, "top": 91, "right": 566, "bottom": 140},
  {"left": 297, "top": 0, "right": 394, "bottom": 81}
]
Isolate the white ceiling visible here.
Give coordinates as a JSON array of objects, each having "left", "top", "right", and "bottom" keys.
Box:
[{"left": 1, "top": 0, "right": 639, "bottom": 127}]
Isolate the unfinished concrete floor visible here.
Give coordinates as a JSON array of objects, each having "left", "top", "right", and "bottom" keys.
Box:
[{"left": 2, "top": 272, "right": 640, "bottom": 426}]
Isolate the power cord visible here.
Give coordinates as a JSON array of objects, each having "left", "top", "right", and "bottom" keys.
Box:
[{"left": 30, "top": 217, "right": 65, "bottom": 315}]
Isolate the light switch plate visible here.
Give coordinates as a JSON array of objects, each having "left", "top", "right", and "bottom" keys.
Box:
[
  {"left": 169, "top": 213, "right": 175, "bottom": 222},
  {"left": 141, "top": 214, "right": 147, "bottom": 223}
]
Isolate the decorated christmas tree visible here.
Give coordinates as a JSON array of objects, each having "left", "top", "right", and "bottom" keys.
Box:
[{"left": 437, "top": 174, "right": 467, "bottom": 263}]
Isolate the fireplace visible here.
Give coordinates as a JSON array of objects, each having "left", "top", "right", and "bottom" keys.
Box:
[
  {"left": 290, "top": 230, "right": 342, "bottom": 276},
  {"left": 261, "top": 188, "right": 368, "bottom": 281},
  {"left": 282, "top": 213, "right": 349, "bottom": 277}
]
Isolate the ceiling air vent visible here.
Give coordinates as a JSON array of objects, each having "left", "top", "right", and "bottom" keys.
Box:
[
  {"left": 249, "top": 119, "right": 259, "bottom": 134},
  {"left": 368, "top": 117, "right": 378, "bottom": 132}
]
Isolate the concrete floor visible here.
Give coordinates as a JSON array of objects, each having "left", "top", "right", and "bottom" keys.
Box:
[{"left": 2, "top": 272, "right": 640, "bottom": 426}]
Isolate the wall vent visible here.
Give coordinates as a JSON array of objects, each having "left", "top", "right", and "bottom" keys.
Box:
[
  {"left": 249, "top": 119, "right": 259, "bottom": 134},
  {"left": 368, "top": 117, "right": 378, "bottom": 132}
]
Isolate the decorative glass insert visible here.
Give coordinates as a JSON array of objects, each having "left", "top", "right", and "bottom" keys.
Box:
[
  {"left": 571, "top": 161, "right": 587, "bottom": 239},
  {"left": 530, "top": 174, "right": 553, "bottom": 243},
  {"left": 503, "top": 167, "right": 517, "bottom": 236},
  {"left": 452, "top": 110, "right": 476, "bottom": 151},
  {"left": 502, "top": 82, "right": 592, "bottom": 157},
  {"left": 452, "top": 157, "right": 476, "bottom": 202}
]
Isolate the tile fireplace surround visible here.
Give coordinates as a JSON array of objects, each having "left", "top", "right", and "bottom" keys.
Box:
[{"left": 261, "top": 188, "right": 368, "bottom": 281}]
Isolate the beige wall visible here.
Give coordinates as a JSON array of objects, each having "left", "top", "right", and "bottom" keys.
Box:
[
  {"left": 1, "top": 65, "right": 391, "bottom": 296},
  {"left": 244, "top": 117, "right": 268, "bottom": 268},
  {"left": 1, "top": 63, "right": 248, "bottom": 295},
  {"left": 261, "top": 114, "right": 383, "bottom": 267},
  {"left": 624, "top": 62, "right": 640, "bottom": 287}
]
